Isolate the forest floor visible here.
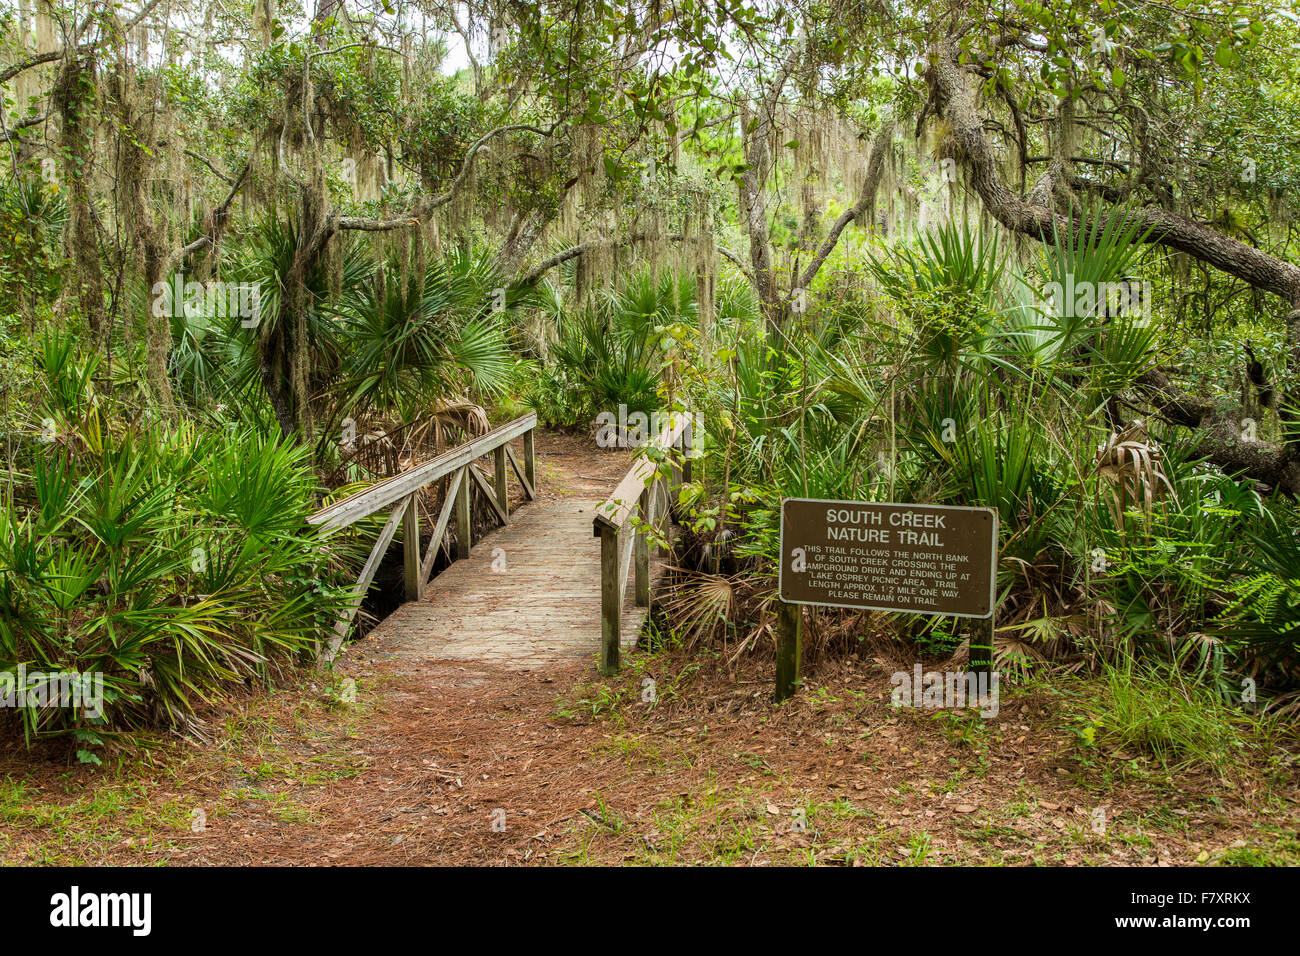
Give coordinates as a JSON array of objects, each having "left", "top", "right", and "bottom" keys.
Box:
[{"left": 2, "top": 433, "right": 1298, "bottom": 866}]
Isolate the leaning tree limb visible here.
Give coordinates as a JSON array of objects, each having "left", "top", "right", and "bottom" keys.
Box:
[
  {"left": 926, "top": 42, "right": 1300, "bottom": 303},
  {"left": 795, "top": 122, "right": 895, "bottom": 293},
  {"left": 333, "top": 123, "right": 554, "bottom": 234},
  {"left": 927, "top": 39, "right": 1300, "bottom": 494},
  {"left": 174, "top": 148, "right": 258, "bottom": 267},
  {"left": 1133, "top": 370, "right": 1300, "bottom": 495},
  {"left": 736, "top": 48, "right": 801, "bottom": 332}
]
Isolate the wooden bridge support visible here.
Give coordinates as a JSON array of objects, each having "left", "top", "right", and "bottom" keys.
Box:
[{"left": 402, "top": 495, "right": 420, "bottom": 602}]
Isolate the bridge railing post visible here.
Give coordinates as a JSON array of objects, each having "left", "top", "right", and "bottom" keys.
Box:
[
  {"left": 524, "top": 427, "right": 537, "bottom": 493},
  {"left": 658, "top": 474, "right": 671, "bottom": 554},
  {"left": 493, "top": 445, "right": 509, "bottom": 519},
  {"left": 599, "top": 524, "right": 622, "bottom": 675},
  {"left": 454, "top": 464, "right": 472, "bottom": 560},
  {"left": 593, "top": 409, "right": 694, "bottom": 675},
  {"left": 402, "top": 493, "right": 420, "bottom": 601},
  {"left": 634, "top": 488, "right": 650, "bottom": 607}
]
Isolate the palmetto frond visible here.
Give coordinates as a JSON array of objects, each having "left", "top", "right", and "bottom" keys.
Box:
[{"left": 1091, "top": 419, "right": 1175, "bottom": 526}]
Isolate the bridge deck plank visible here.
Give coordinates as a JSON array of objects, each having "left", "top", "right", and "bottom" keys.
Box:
[{"left": 352, "top": 496, "right": 659, "bottom": 669}]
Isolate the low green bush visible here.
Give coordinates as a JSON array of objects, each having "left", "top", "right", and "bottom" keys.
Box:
[{"left": 0, "top": 333, "right": 350, "bottom": 754}]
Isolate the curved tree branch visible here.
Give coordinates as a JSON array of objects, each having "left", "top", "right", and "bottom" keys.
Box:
[
  {"left": 795, "top": 122, "right": 894, "bottom": 292},
  {"left": 335, "top": 123, "right": 554, "bottom": 234},
  {"left": 174, "top": 149, "right": 257, "bottom": 267},
  {"left": 925, "top": 41, "right": 1300, "bottom": 492},
  {"left": 926, "top": 42, "right": 1300, "bottom": 304}
]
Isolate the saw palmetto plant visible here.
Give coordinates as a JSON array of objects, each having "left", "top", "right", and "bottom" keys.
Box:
[{"left": 0, "top": 333, "right": 351, "bottom": 750}]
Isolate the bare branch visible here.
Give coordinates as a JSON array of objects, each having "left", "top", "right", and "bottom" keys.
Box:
[
  {"left": 795, "top": 122, "right": 894, "bottom": 292},
  {"left": 335, "top": 123, "right": 554, "bottom": 234},
  {"left": 175, "top": 149, "right": 257, "bottom": 266}
]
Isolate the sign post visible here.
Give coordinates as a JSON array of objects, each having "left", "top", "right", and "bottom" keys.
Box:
[
  {"left": 777, "top": 498, "right": 999, "bottom": 697},
  {"left": 775, "top": 600, "right": 802, "bottom": 702}
]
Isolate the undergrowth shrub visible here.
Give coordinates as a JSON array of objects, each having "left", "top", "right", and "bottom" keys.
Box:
[{"left": 0, "top": 333, "right": 350, "bottom": 754}]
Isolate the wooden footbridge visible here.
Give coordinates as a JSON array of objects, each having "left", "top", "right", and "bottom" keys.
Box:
[{"left": 308, "top": 413, "right": 694, "bottom": 672}]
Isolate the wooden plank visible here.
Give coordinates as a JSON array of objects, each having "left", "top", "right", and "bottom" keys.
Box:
[
  {"left": 454, "top": 463, "right": 472, "bottom": 560},
  {"left": 493, "top": 446, "right": 509, "bottom": 516},
  {"left": 504, "top": 445, "right": 535, "bottom": 499},
  {"left": 320, "top": 501, "right": 405, "bottom": 664},
  {"left": 593, "top": 412, "right": 693, "bottom": 533},
  {"left": 523, "top": 428, "right": 536, "bottom": 493},
  {"left": 309, "top": 413, "right": 537, "bottom": 531},
  {"left": 593, "top": 456, "right": 657, "bottom": 536},
  {"left": 599, "top": 524, "right": 621, "bottom": 675},
  {"left": 402, "top": 493, "right": 419, "bottom": 601},
  {"left": 419, "top": 469, "right": 463, "bottom": 587},
  {"left": 468, "top": 464, "right": 509, "bottom": 526}
]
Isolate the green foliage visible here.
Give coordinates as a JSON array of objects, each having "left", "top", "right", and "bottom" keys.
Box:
[
  {"left": 1219, "top": 506, "right": 1300, "bottom": 672},
  {"left": 0, "top": 177, "right": 66, "bottom": 315},
  {"left": 1085, "top": 450, "right": 1264, "bottom": 658},
  {"left": 400, "top": 79, "right": 489, "bottom": 185},
  {"left": 0, "top": 332, "right": 350, "bottom": 745},
  {"left": 865, "top": 219, "right": 1004, "bottom": 374},
  {"left": 1077, "top": 660, "right": 1260, "bottom": 771},
  {"left": 941, "top": 411, "right": 1067, "bottom": 565},
  {"left": 526, "top": 268, "right": 695, "bottom": 427},
  {"left": 335, "top": 246, "right": 520, "bottom": 425}
]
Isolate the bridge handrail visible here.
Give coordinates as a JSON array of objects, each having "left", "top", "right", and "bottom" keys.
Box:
[
  {"left": 310, "top": 413, "right": 537, "bottom": 531},
  {"left": 312, "top": 412, "right": 538, "bottom": 664},
  {"left": 591, "top": 411, "right": 696, "bottom": 675},
  {"left": 592, "top": 412, "right": 693, "bottom": 533}
]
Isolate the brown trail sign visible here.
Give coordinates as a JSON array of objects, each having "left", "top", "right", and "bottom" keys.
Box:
[{"left": 775, "top": 498, "right": 999, "bottom": 701}]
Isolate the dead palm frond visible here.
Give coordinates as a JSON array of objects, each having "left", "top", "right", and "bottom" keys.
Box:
[
  {"left": 982, "top": 614, "right": 1079, "bottom": 679},
  {"left": 1262, "top": 687, "right": 1300, "bottom": 720},
  {"left": 659, "top": 569, "right": 739, "bottom": 652},
  {"left": 324, "top": 401, "right": 491, "bottom": 485},
  {"left": 1091, "top": 418, "right": 1175, "bottom": 527}
]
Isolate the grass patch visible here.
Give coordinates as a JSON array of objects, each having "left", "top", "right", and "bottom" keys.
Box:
[{"left": 1072, "top": 662, "right": 1270, "bottom": 774}]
